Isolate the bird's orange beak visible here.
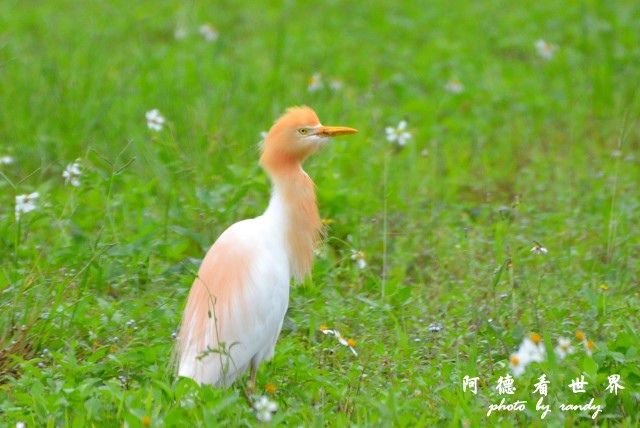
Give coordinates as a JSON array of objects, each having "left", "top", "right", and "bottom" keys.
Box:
[{"left": 314, "top": 126, "right": 359, "bottom": 138}]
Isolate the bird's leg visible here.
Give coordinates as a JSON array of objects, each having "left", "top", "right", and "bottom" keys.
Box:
[
  {"left": 243, "top": 389, "right": 254, "bottom": 407},
  {"left": 242, "top": 364, "right": 258, "bottom": 407},
  {"left": 249, "top": 364, "right": 257, "bottom": 393}
]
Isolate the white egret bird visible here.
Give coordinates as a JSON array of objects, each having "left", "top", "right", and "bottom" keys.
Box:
[{"left": 175, "top": 106, "right": 358, "bottom": 388}]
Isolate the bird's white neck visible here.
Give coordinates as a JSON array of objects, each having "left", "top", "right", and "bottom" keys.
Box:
[{"left": 263, "top": 167, "right": 322, "bottom": 283}]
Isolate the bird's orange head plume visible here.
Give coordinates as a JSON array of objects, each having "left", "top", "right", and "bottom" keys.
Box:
[{"left": 260, "top": 106, "right": 358, "bottom": 175}]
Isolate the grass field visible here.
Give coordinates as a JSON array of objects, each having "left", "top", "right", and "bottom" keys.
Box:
[{"left": 1, "top": 0, "right": 639, "bottom": 426}]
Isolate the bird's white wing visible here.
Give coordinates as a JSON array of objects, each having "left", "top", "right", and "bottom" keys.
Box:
[{"left": 175, "top": 219, "right": 290, "bottom": 386}]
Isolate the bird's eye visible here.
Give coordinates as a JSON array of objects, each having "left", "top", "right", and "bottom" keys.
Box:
[{"left": 298, "top": 128, "right": 308, "bottom": 135}]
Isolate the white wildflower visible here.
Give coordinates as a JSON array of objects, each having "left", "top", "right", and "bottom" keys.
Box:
[
  {"left": 334, "top": 330, "right": 348, "bottom": 346},
  {"left": 385, "top": 120, "right": 412, "bottom": 147},
  {"left": 319, "top": 326, "right": 358, "bottom": 356},
  {"left": 329, "top": 78, "right": 344, "bottom": 91},
  {"left": 509, "top": 353, "right": 527, "bottom": 377},
  {"left": 15, "top": 192, "right": 39, "bottom": 221},
  {"left": 254, "top": 396, "right": 278, "bottom": 422},
  {"left": 427, "top": 323, "right": 442, "bottom": 332},
  {"left": 519, "top": 337, "right": 546, "bottom": 364},
  {"left": 145, "top": 109, "right": 166, "bottom": 131},
  {"left": 258, "top": 131, "right": 268, "bottom": 148},
  {"left": 531, "top": 245, "right": 548, "bottom": 255},
  {"left": 198, "top": 24, "right": 218, "bottom": 42},
  {"left": 535, "top": 39, "right": 557, "bottom": 60},
  {"left": 62, "top": 160, "right": 82, "bottom": 187},
  {"left": 307, "top": 72, "right": 323, "bottom": 92},
  {"left": 350, "top": 249, "right": 367, "bottom": 269},
  {"left": 174, "top": 25, "right": 187, "bottom": 40},
  {"left": 0, "top": 156, "right": 14, "bottom": 165},
  {"left": 319, "top": 325, "right": 334, "bottom": 335},
  {"left": 555, "top": 337, "right": 575, "bottom": 360},
  {"left": 509, "top": 334, "right": 546, "bottom": 377},
  {"left": 444, "top": 78, "right": 464, "bottom": 94},
  {"left": 334, "top": 331, "right": 358, "bottom": 356},
  {"left": 16, "top": 422, "right": 26, "bottom": 428},
  {"left": 584, "top": 339, "right": 596, "bottom": 357}
]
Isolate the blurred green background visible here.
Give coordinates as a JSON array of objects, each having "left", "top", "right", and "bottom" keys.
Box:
[{"left": 1, "top": 0, "right": 639, "bottom": 426}]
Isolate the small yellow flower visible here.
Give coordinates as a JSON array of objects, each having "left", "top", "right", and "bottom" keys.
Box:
[
  {"left": 529, "top": 333, "right": 542, "bottom": 344},
  {"left": 321, "top": 218, "right": 334, "bottom": 225},
  {"left": 265, "top": 383, "right": 276, "bottom": 394},
  {"left": 586, "top": 340, "right": 596, "bottom": 351},
  {"left": 576, "top": 330, "right": 586, "bottom": 342},
  {"left": 510, "top": 354, "right": 520, "bottom": 366},
  {"left": 141, "top": 415, "right": 151, "bottom": 427},
  {"left": 347, "top": 338, "right": 356, "bottom": 347},
  {"left": 600, "top": 284, "right": 608, "bottom": 291}
]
